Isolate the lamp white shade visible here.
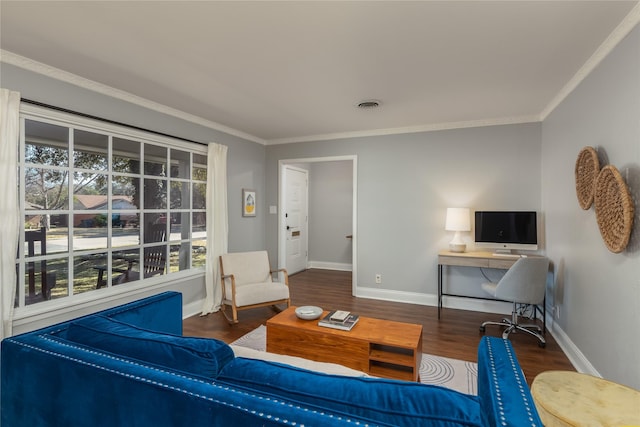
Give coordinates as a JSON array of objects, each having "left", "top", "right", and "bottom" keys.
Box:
[
  {"left": 445, "top": 208, "right": 471, "bottom": 231},
  {"left": 445, "top": 208, "right": 470, "bottom": 252}
]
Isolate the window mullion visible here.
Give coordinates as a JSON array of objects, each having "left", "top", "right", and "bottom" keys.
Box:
[
  {"left": 17, "top": 116, "right": 26, "bottom": 308},
  {"left": 188, "top": 152, "right": 193, "bottom": 268},
  {"left": 68, "top": 127, "right": 74, "bottom": 296},
  {"left": 139, "top": 142, "right": 145, "bottom": 272},
  {"left": 107, "top": 134, "right": 113, "bottom": 288}
]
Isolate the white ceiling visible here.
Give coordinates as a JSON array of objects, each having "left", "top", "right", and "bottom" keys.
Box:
[{"left": 1, "top": 1, "right": 639, "bottom": 144}]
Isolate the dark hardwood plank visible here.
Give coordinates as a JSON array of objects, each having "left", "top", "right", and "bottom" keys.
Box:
[{"left": 183, "top": 269, "right": 574, "bottom": 384}]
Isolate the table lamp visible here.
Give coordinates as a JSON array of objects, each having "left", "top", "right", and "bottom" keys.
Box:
[{"left": 445, "top": 208, "right": 470, "bottom": 253}]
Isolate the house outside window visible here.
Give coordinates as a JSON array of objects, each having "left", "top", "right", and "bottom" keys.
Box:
[{"left": 16, "top": 105, "right": 208, "bottom": 308}]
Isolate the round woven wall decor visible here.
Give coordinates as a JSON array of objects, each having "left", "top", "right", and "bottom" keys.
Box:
[
  {"left": 575, "top": 146, "right": 600, "bottom": 210},
  {"left": 594, "top": 165, "right": 635, "bottom": 253}
]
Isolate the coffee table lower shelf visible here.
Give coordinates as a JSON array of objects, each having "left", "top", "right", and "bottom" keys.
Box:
[{"left": 266, "top": 307, "right": 423, "bottom": 382}]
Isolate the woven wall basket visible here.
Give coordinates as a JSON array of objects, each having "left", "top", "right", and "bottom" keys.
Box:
[
  {"left": 575, "top": 146, "right": 600, "bottom": 210},
  {"left": 594, "top": 165, "right": 635, "bottom": 253}
]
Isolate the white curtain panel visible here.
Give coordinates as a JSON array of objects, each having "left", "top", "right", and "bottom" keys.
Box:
[
  {"left": 201, "top": 142, "right": 229, "bottom": 315},
  {"left": 0, "top": 89, "right": 21, "bottom": 339}
]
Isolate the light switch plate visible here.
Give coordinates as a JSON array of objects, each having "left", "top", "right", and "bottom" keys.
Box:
[{"left": 269, "top": 205, "right": 277, "bottom": 214}]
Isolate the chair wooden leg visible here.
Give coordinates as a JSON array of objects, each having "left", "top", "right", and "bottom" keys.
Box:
[
  {"left": 271, "top": 299, "right": 290, "bottom": 313},
  {"left": 221, "top": 304, "right": 239, "bottom": 324}
]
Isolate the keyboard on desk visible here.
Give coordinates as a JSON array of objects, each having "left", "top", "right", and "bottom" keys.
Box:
[{"left": 492, "top": 253, "right": 525, "bottom": 258}]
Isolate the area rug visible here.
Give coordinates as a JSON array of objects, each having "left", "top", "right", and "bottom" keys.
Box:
[{"left": 232, "top": 325, "right": 478, "bottom": 395}]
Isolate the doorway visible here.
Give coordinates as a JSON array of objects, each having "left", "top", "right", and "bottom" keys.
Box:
[{"left": 278, "top": 155, "right": 358, "bottom": 295}]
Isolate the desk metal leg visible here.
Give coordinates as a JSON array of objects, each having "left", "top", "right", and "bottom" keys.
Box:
[
  {"left": 543, "top": 295, "right": 546, "bottom": 334},
  {"left": 533, "top": 296, "right": 546, "bottom": 335},
  {"left": 437, "top": 264, "right": 443, "bottom": 319}
]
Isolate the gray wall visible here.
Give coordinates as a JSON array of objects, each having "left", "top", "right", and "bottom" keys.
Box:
[
  {"left": 541, "top": 24, "right": 640, "bottom": 389},
  {"left": 1, "top": 62, "right": 267, "bottom": 329},
  {"left": 266, "top": 124, "right": 542, "bottom": 304},
  {"left": 308, "top": 161, "right": 353, "bottom": 268}
]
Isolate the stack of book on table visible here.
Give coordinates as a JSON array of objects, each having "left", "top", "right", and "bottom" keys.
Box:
[{"left": 318, "top": 310, "right": 360, "bottom": 331}]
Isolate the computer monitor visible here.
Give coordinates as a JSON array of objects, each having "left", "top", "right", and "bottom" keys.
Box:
[{"left": 474, "top": 211, "right": 538, "bottom": 253}]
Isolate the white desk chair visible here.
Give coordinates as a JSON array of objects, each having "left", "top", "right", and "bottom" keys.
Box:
[{"left": 479, "top": 256, "right": 549, "bottom": 347}]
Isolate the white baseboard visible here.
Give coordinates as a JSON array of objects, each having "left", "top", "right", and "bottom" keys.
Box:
[
  {"left": 355, "top": 287, "right": 513, "bottom": 315},
  {"left": 183, "top": 299, "right": 207, "bottom": 319},
  {"left": 307, "top": 261, "right": 352, "bottom": 271},
  {"left": 355, "top": 287, "right": 436, "bottom": 306},
  {"left": 440, "top": 296, "right": 513, "bottom": 315},
  {"left": 544, "top": 315, "right": 600, "bottom": 377}
]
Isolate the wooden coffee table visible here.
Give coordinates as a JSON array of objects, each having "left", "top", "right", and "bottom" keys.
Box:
[{"left": 266, "top": 306, "right": 423, "bottom": 381}]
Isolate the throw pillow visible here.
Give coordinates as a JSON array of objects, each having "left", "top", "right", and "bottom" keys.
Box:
[{"left": 66, "top": 315, "right": 234, "bottom": 379}]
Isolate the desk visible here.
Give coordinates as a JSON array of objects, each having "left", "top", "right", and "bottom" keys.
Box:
[{"left": 437, "top": 251, "right": 545, "bottom": 332}]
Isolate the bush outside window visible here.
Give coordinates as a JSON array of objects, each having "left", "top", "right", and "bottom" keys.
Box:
[{"left": 16, "top": 106, "right": 208, "bottom": 308}]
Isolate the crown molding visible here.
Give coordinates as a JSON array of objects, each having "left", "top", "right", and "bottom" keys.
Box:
[
  {"left": 540, "top": 3, "right": 640, "bottom": 121},
  {"left": 0, "top": 50, "right": 543, "bottom": 147},
  {"left": 266, "top": 115, "right": 542, "bottom": 145},
  {"left": 0, "top": 50, "right": 266, "bottom": 145}
]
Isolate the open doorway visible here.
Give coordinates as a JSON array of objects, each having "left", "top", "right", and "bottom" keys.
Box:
[{"left": 278, "top": 155, "right": 358, "bottom": 296}]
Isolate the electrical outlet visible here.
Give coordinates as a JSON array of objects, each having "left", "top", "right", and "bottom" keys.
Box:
[{"left": 375, "top": 274, "right": 382, "bottom": 284}]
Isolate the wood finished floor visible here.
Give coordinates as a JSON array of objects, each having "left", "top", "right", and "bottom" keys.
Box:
[{"left": 183, "top": 269, "right": 574, "bottom": 384}]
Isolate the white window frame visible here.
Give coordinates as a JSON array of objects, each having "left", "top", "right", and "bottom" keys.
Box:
[{"left": 14, "top": 103, "right": 208, "bottom": 318}]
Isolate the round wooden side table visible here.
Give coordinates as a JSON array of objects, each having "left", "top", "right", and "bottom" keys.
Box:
[{"left": 531, "top": 370, "right": 640, "bottom": 426}]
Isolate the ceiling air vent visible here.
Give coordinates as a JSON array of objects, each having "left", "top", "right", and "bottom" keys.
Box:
[{"left": 357, "top": 100, "right": 381, "bottom": 109}]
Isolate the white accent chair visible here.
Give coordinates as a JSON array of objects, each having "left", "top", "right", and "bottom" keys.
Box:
[
  {"left": 219, "top": 251, "right": 290, "bottom": 324},
  {"left": 479, "top": 256, "right": 549, "bottom": 347}
]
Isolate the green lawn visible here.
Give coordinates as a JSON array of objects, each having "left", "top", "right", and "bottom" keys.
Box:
[{"left": 24, "top": 242, "right": 207, "bottom": 304}]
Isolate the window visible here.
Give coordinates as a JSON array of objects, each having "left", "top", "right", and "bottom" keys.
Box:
[{"left": 16, "top": 105, "right": 208, "bottom": 308}]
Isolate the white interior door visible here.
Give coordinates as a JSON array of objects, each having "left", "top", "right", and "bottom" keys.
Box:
[
  {"left": 285, "top": 166, "right": 308, "bottom": 274},
  {"left": 278, "top": 155, "right": 357, "bottom": 297}
]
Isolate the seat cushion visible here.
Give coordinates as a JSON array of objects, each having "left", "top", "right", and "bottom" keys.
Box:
[
  {"left": 217, "top": 357, "right": 482, "bottom": 427},
  {"left": 66, "top": 315, "right": 234, "bottom": 379},
  {"left": 227, "top": 282, "right": 290, "bottom": 307}
]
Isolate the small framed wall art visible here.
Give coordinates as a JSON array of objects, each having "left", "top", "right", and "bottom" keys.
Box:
[{"left": 242, "top": 189, "right": 256, "bottom": 217}]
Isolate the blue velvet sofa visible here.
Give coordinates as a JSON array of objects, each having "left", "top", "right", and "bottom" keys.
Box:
[{"left": 1, "top": 291, "right": 542, "bottom": 426}]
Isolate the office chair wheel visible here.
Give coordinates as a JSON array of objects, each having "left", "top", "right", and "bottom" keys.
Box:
[{"left": 479, "top": 326, "right": 486, "bottom": 333}]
